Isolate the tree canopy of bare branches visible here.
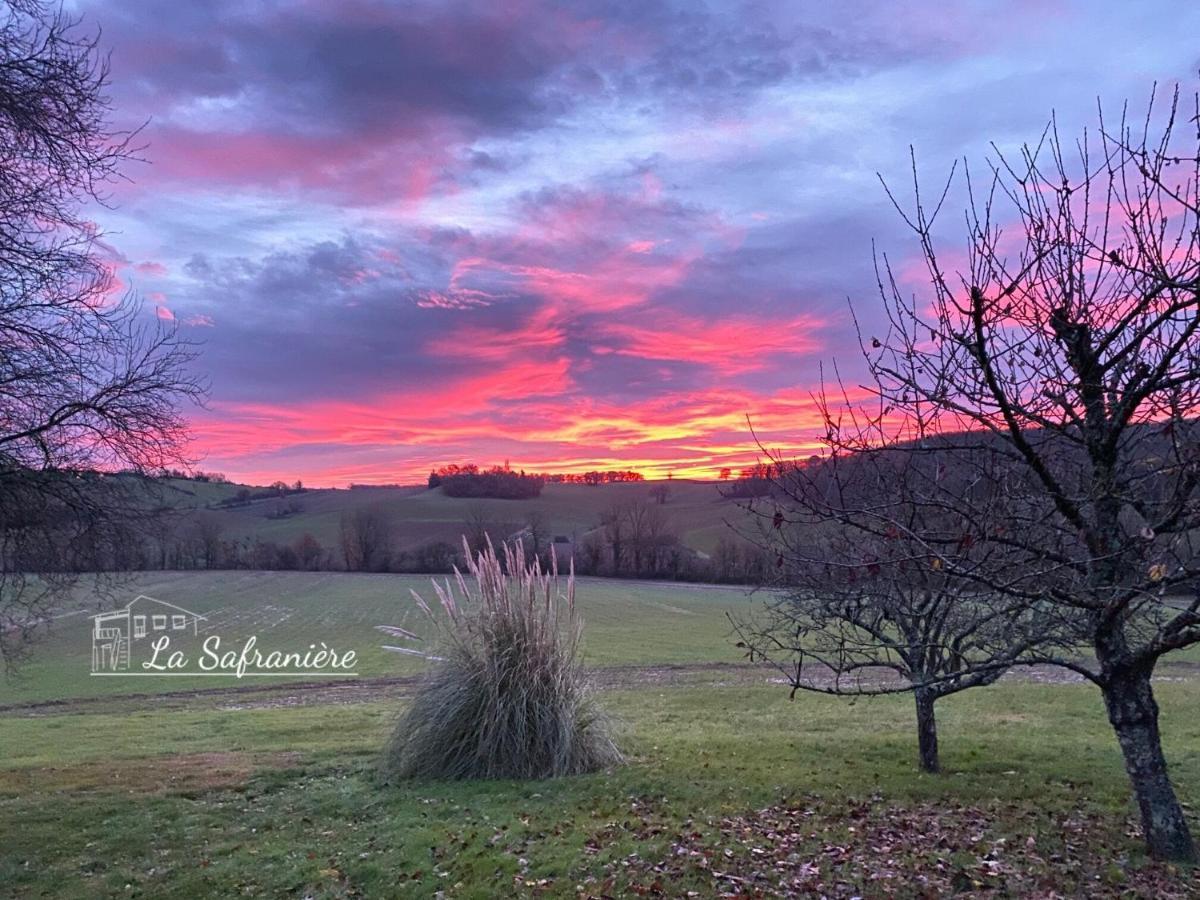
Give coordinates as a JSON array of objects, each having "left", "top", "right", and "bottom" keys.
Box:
[
  {"left": 761, "top": 86, "right": 1200, "bottom": 862},
  {"left": 339, "top": 506, "right": 393, "bottom": 572},
  {"left": 734, "top": 448, "right": 1049, "bottom": 773},
  {"left": 0, "top": 1, "right": 201, "bottom": 666}
]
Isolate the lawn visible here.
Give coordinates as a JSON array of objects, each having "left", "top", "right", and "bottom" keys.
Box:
[{"left": 1, "top": 572, "right": 1198, "bottom": 898}]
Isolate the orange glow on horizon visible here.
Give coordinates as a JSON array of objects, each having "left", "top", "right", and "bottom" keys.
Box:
[{"left": 186, "top": 381, "right": 841, "bottom": 488}]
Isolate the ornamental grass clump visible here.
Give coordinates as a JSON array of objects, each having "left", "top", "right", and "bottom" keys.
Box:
[{"left": 383, "top": 538, "right": 621, "bottom": 780}]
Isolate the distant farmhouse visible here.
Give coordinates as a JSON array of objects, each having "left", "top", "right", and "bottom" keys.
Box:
[{"left": 91, "top": 596, "right": 206, "bottom": 672}]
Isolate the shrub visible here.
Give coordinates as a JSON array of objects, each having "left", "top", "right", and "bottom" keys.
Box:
[
  {"left": 411, "top": 540, "right": 459, "bottom": 573},
  {"left": 383, "top": 538, "right": 621, "bottom": 780}
]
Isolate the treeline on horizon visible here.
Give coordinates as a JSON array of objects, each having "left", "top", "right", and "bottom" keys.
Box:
[
  {"left": 153, "top": 464, "right": 648, "bottom": 496},
  {"left": 151, "top": 462, "right": 795, "bottom": 496},
  {"left": 426, "top": 463, "right": 646, "bottom": 499}
]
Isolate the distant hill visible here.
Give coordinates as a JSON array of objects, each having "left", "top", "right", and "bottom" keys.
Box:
[
  {"left": 148, "top": 476, "right": 768, "bottom": 581},
  {"left": 142, "top": 418, "right": 1200, "bottom": 580},
  {"left": 173, "top": 479, "right": 741, "bottom": 550}
]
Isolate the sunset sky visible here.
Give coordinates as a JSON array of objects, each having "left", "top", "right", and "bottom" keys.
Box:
[{"left": 78, "top": 0, "right": 1200, "bottom": 486}]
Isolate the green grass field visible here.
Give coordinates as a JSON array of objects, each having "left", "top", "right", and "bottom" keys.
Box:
[
  {"left": 0, "top": 572, "right": 754, "bottom": 705},
  {"left": 2, "top": 571, "right": 1198, "bottom": 898}
]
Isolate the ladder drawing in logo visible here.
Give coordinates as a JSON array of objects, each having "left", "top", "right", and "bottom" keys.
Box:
[{"left": 90, "top": 596, "right": 206, "bottom": 673}]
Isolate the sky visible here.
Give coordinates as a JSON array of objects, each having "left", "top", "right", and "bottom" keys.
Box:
[{"left": 73, "top": 0, "right": 1200, "bottom": 486}]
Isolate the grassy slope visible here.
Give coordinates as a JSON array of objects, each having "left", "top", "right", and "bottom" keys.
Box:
[
  {"left": 182, "top": 480, "right": 753, "bottom": 555},
  {"left": 155, "top": 477, "right": 267, "bottom": 509}
]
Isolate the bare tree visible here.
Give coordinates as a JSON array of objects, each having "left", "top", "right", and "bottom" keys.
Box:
[
  {"left": 626, "top": 502, "right": 670, "bottom": 575},
  {"left": 796, "top": 88, "right": 1200, "bottom": 860},
  {"left": 600, "top": 502, "right": 627, "bottom": 575},
  {"left": 0, "top": 1, "right": 201, "bottom": 667},
  {"left": 577, "top": 532, "right": 604, "bottom": 575},
  {"left": 294, "top": 532, "right": 323, "bottom": 570},
  {"left": 710, "top": 536, "right": 742, "bottom": 583},
  {"left": 462, "top": 505, "right": 512, "bottom": 555},
  {"left": 192, "top": 513, "right": 223, "bottom": 569},
  {"left": 525, "top": 509, "right": 548, "bottom": 559},
  {"left": 339, "top": 507, "right": 391, "bottom": 572},
  {"left": 736, "top": 450, "right": 1043, "bottom": 773}
]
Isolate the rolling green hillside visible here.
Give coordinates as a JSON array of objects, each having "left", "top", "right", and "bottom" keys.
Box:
[{"left": 169, "top": 479, "right": 758, "bottom": 558}]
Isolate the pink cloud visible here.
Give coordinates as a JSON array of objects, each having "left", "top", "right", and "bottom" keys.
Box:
[
  {"left": 596, "top": 313, "right": 825, "bottom": 374},
  {"left": 139, "top": 124, "right": 458, "bottom": 208},
  {"left": 414, "top": 288, "right": 500, "bottom": 309}
]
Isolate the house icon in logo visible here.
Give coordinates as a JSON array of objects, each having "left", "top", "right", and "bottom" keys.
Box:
[{"left": 91, "top": 596, "right": 206, "bottom": 673}]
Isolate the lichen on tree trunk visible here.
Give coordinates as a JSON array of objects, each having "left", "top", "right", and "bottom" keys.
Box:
[{"left": 1102, "top": 665, "right": 1197, "bottom": 863}]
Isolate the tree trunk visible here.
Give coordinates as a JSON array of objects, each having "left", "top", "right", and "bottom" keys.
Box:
[
  {"left": 914, "top": 689, "right": 939, "bottom": 774},
  {"left": 1102, "top": 664, "right": 1197, "bottom": 862}
]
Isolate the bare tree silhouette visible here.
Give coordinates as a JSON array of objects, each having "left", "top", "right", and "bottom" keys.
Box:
[
  {"left": 0, "top": 1, "right": 202, "bottom": 666},
  {"left": 735, "top": 447, "right": 1049, "bottom": 773},
  {"left": 763, "top": 87, "right": 1200, "bottom": 860}
]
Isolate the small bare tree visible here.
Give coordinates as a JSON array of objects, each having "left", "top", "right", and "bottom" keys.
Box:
[
  {"left": 192, "top": 513, "right": 223, "bottom": 569},
  {"left": 735, "top": 449, "right": 1044, "bottom": 773},
  {"left": 462, "top": 505, "right": 512, "bottom": 555},
  {"left": 524, "top": 509, "right": 548, "bottom": 559},
  {"left": 600, "top": 502, "right": 627, "bottom": 575},
  {"left": 0, "top": 1, "right": 200, "bottom": 666},
  {"left": 628, "top": 502, "right": 673, "bottom": 576},
  {"left": 339, "top": 507, "right": 392, "bottom": 572},
  {"left": 796, "top": 87, "right": 1200, "bottom": 860},
  {"left": 294, "top": 532, "right": 323, "bottom": 570}
]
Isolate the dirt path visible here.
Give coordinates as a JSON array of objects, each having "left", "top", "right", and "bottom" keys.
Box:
[
  {"left": 4, "top": 659, "right": 1196, "bottom": 718},
  {"left": 2, "top": 664, "right": 731, "bottom": 717}
]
